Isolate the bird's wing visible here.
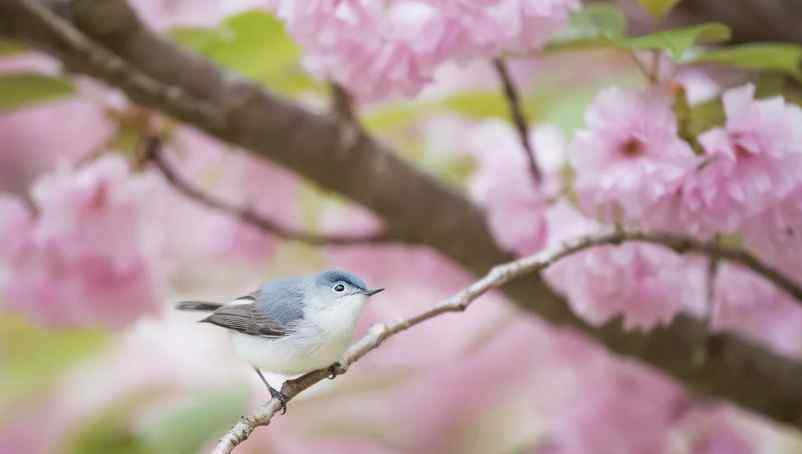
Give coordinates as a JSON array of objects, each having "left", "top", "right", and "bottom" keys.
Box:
[{"left": 200, "top": 300, "right": 290, "bottom": 338}]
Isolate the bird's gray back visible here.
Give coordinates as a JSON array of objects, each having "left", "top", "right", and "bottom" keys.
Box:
[{"left": 252, "top": 277, "right": 307, "bottom": 326}]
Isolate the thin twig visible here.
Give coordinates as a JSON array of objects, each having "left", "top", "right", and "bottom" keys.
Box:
[
  {"left": 327, "top": 81, "right": 363, "bottom": 152},
  {"left": 142, "top": 136, "right": 393, "bottom": 246},
  {"left": 705, "top": 234, "right": 723, "bottom": 310},
  {"left": 492, "top": 58, "right": 541, "bottom": 185},
  {"left": 329, "top": 82, "right": 358, "bottom": 124},
  {"left": 212, "top": 230, "right": 802, "bottom": 453},
  {"left": 628, "top": 50, "right": 659, "bottom": 84}
]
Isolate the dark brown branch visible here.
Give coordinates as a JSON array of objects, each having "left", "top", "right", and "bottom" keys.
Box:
[
  {"left": 143, "top": 136, "right": 392, "bottom": 246},
  {"left": 4, "top": 0, "right": 802, "bottom": 432},
  {"left": 492, "top": 58, "right": 541, "bottom": 185},
  {"left": 213, "top": 230, "right": 802, "bottom": 453},
  {"left": 673, "top": 0, "right": 802, "bottom": 45}
]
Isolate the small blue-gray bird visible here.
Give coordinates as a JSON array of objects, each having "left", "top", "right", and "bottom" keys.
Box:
[{"left": 176, "top": 270, "right": 383, "bottom": 413}]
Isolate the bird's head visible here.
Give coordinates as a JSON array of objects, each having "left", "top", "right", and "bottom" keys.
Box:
[{"left": 308, "top": 270, "right": 384, "bottom": 312}]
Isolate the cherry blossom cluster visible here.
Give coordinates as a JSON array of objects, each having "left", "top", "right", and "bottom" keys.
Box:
[
  {"left": 0, "top": 157, "right": 163, "bottom": 327},
  {"left": 267, "top": 0, "right": 579, "bottom": 99},
  {"left": 462, "top": 82, "right": 802, "bottom": 352}
]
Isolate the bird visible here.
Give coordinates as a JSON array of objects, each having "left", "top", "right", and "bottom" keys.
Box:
[{"left": 175, "top": 270, "right": 383, "bottom": 414}]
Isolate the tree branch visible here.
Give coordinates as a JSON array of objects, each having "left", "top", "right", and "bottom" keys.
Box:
[
  {"left": 329, "top": 81, "right": 358, "bottom": 124},
  {"left": 142, "top": 136, "right": 392, "bottom": 246},
  {"left": 213, "top": 230, "right": 802, "bottom": 453},
  {"left": 674, "top": 0, "right": 802, "bottom": 45},
  {"left": 4, "top": 0, "right": 802, "bottom": 433},
  {"left": 492, "top": 57, "right": 541, "bottom": 185}
]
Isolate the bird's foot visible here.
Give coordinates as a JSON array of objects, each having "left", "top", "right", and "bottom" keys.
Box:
[
  {"left": 269, "top": 386, "right": 289, "bottom": 415},
  {"left": 328, "top": 362, "right": 342, "bottom": 380}
]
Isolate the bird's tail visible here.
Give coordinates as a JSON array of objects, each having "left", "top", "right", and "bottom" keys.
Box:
[{"left": 175, "top": 301, "right": 223, "bottom": 312}]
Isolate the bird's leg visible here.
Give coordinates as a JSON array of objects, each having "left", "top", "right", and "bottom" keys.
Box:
[
  {"left": 252, "top": 366, "right": 288, "bottom": 415},
  {"left": 327, "top": 362, "right": 342, "bottom": 380}
]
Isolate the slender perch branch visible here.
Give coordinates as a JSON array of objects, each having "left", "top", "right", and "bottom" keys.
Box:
[
  {"left": 5, "top": 0, "right": 802, "bottom": 432},
  {"left": 143, "top": 136, "right": 392, "bottom": 246},
  {"left": 492, "top": 57, "right": 541, "bottom": 185},
  {"left": 213, "top": 230, "right": 802, "bottom": 453}
]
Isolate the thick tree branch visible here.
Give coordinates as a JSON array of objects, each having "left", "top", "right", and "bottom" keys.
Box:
[
  {"left": 674, "top": 0, "right": 802, "bottom": 45},
  {"left": 4, "top": 0, "right": 802, "bottom": 432},
  {"left": 492, "top": 58, "right": 542, "bottom": 185},
  {"left": 143, "top": 136, "right": 392, "bottom": 246},
  {"left": 213, "top": 230, "right": 802, "bottom": 453}
]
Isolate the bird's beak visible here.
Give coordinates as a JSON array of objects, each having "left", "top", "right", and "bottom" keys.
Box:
[{"left": 363, "top": 288, "right": 385, "bottom": 297}]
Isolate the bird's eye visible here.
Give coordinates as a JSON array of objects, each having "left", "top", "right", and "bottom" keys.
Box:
[{"left": 333, "top": 283, "right": 346, "bottom": 292}]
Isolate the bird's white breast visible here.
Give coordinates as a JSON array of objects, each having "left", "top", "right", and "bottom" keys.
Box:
[{"left": 231, "top": 293, "right": 367, "bottom": 375}]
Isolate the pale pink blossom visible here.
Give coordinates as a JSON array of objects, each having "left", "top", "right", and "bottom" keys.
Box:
[
  {"left": 269, "top": 0, "right": 579, "bottom": 99},
  {"left": 544, "top": 242, "right": 706, "bottom": 330},
  {"left": 545, "top": 361, "right": 687, "bottom": 454},
  {"left": 542, "top": 200, "right": 604, "bottom": 251},
  {"left": 385, "top": 320, "right": 549, "bottom": 452},
  {"left": 269, "top": 438, "right": 402, "bottom": 454},
  {"left": 466, "top": 120, "right": 549, "bottom": 255},
  {"left": 0, "top": 51, "right": 59, "bottom": 74},
  {"left": 712, "top": 264, "right": 802, "bottom": 357},
  {"left": 569, "top": 86, "right": 699, "bottom": 225},
  {"left": 682, "top": 409, "right": 755, "bottom": 454},
  {"left": 679, "top": 84, "right": 802, "bottom": 235},
  {"left": 0, "top": 156, "right": 162, "bottom": 327},
  {"left": 0, "top": 98, "right": 113, "bottom": 196},
  {"left": 743, "top": 185, "right": 802, "bottom": 283}
]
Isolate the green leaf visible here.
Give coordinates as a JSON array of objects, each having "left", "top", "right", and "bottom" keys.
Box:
[
  {"left": 0, "top": 73, "right": 75, "bottom": 110},
  {"left": 0, "top": 314, "right": 107, "bottom": 411},
  {"left": 441, "top": 91, "right": 518, "bottom": 120},
  {"left": 170, "top": 10, "right": 320, "bottom": 95},
  {"left": 140, "top": 388, "right": 249, "bottom": 454},
  {"left": 548, "top": 2, "right": 627, "bottom": 50},
  {"left": 691, "top": 43, "right": 802, "bottom": 82},
  {"left": 637, "top": 0, "right": 681, "bottom": 20},
  {"left": 363, "top": 103, "right": 429, "bottom": 133},
  {"left": 686, "top": 97, "right": 725, "bottom": 138},
  {"left": 674, "top": 87, "right": 725, "bottom": 154},
  {"left": 613, "top": 23, "right": 731, "bottom": 60}
]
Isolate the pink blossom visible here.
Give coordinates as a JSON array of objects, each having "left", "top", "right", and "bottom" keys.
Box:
[
  {"left": 544, "top": 242, "right": 706, "bottom": 330},
  {"left": 0, "top": 156, "right": 162, "bottom": 328},
  {"left": 466, "top": 120, "right": 549, "bottom": 255},
  {"left": 683, "top": 409, "right": 755, "bottom": 454},
  {"left": 569, "top": 86, "right": 699, "bottom": 225},
  {"left": 0, "top": 98, "right": 113, "bottom": 196},
  {"left": 743, "top": 185, "right": 802, "bottom": 283},
  {"left": 677, "top": 84, "right": 802, "bottom": 235},
  {"left": 711, "top": 264, "right": 802, "bottom": 357},
  {"left": 269, "top": 0, "right": 579, "bottom": 99},
  {"left": 0, "top": 51, "right": 59, "bottom": 74},
  {"left": 545, "top": 361, "right": 687, "bottom": 454},
  {"left": 269, "top": 438, "right": 402, "bottom": 454}
]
